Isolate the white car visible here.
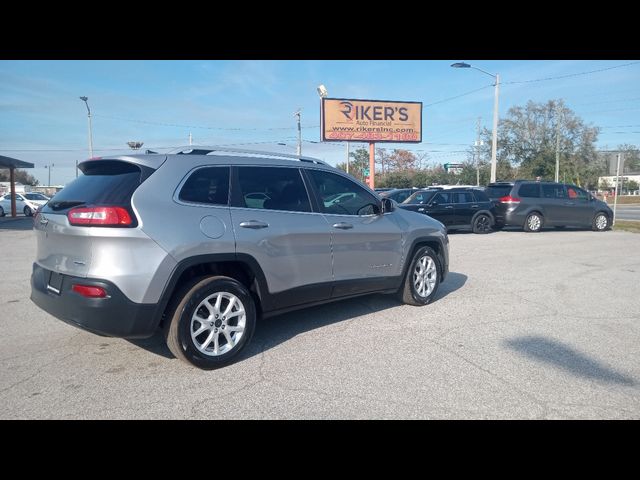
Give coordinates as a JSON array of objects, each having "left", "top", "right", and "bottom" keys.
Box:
[{"left": 0, "top": 192, "right": 50, "bottom": 217}]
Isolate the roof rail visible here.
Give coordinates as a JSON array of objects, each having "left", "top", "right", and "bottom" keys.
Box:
[{"left": 166, "top": 146, "right": 328, "bottom": 166}]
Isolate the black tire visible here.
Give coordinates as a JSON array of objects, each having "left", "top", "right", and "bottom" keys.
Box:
[
  {"left": 23, "top": 206, "right": 32, "bottom": 217},
  {"left": 592, "top": 212, "right": 610, "bottom": 232},
  {"left": 524, "top": 212, "right": 543, "bottom": 232},
  {"left": 0, "top": 206, "right": 4, "bottom": 217},
  {"left": 472, "top": 214, "right": 492, "bottom": 234},
  {"left": 164, "top": 276, "right": 256, "bottom": 370},
  {"left": 398, "top": 246, "right": 441, "bottom": 306}
]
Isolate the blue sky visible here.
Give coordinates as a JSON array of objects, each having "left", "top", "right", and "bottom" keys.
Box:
[{"left": 1, "top": 60, "right": 639, "bottom": 185}]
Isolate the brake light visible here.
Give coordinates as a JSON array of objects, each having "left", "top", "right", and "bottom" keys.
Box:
[
  {"left": 499, "top": 195, "right": 521, "bottom": 204},
  {"left": 67, "top": 206, "right": 133, "bottom": 226},
  {"left": 72, "top": 284, "right": 107, "bottom": 298}
]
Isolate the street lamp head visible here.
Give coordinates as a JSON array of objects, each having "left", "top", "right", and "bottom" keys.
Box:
[
  {"left": 317, "top": 84, "right": 328, "bottom": 98},
  {"left": 451, "top": 62, "right": 471, "bottom": 69},
  {"left": 79, "top": 96, "right": 88, "bottom": 102}
]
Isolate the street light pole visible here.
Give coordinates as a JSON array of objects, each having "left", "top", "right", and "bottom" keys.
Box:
[
  {"left": 295, "top": 109, "right": 302, "bottom": 156},
  {"left": 79, "top": 96, "right": 93, "bottom": 178},
  {"left": 451, "top": 62, "right": 500, "bottom": 183}
]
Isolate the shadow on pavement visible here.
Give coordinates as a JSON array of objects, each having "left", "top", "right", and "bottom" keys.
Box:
[
  {"left": 0, "top": 217, "right": 34, "bottom": 231},
  {"left": 129, "top": 271, "right": 469, "bottom": 363},
  {"left": 504, "top": 335, "right": 635, "bottom": 386}
]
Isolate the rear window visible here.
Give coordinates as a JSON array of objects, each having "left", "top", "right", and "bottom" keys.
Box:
[
  {"left": 486, "top": 185, "right": 512, "bottom": 198},
  {"left": 472, "top": 189, "right": 490, "bottom": 202},
  {"left": 43, "top": 161, "right": 150, "bottom": 213},
  {"left": 517, "top": 183, "right": 541, "bottom": 198}
]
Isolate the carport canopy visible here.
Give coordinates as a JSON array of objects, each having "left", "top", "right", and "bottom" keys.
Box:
[{"left": 0, "top": 155, "right": 35, "bottom": 218}]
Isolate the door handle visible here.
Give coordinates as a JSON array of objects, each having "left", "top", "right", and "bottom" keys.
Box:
[
  {"left": 239, "top": 220, "right": 269, "bottom": 229},
  {"left": 418, "top": 208, "right": 425, "bottom": 212},
  {"left": 471, "top": 205, "right": 479, "bottom": 209},
  {"left": 445, "top": 206, "right": 454, "bottom": 209},
  {"left": 332, "top": 222, "right": 354, "bottom": 230},
  {"left": 565, "top": 202, "right": 575, "bottom": 206}
]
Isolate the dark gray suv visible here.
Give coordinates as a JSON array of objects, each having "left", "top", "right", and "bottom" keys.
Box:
[
  {"left": 494, "top": 180, "right": 613, "bottom": 232},
  {"left": 30, "top": 147, "right": 449, "bottom": 369}
]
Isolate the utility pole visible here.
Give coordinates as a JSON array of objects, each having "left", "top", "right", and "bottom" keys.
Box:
[
  {"left": 490, "top": 74, "right": 500, "bottom": 183},
  {"left": 46, "top": 163, "right": 54, "bottom": 186},
  {"left": 346, "top": 141, "right": 350, "bottom": 174},
  {"left": 555, "top": 103, "right": 562, "bottom": 183},
  {"left": 613, "top": 153, "right": 623, "bottom": 226},
  {"left": 189, "top": 132, "right": 193, "bottom": 146},
  {"left": 475, "top": 117, "right": 482, "bottom": 186},
  {"left": 295, "top": 109, "right": 302, "bottom": 156},
  {"left": 79, "top": 96, "right": 93, "bottom": 178}
]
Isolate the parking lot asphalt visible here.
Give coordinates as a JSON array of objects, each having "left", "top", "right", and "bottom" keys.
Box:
[{"left": 1, "top": 223, "right": 639, "bottom": 419}]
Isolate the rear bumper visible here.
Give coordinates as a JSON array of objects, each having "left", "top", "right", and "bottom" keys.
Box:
[{"left": 30, "top": 263, "right": 158, "bottom": 338}]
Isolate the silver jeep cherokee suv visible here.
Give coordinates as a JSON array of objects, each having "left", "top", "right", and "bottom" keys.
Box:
[{"left": 31, "top": 147, "right": 449, "bottom": 369}]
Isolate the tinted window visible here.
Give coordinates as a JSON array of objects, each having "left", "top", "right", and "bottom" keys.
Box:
[
  {"left": 43, "top": 161, "right": 149, "bottom": 213},
  {"left": 542, "top": 184, "right": 567, "bottom": 199},
  {"left": 566, "top": 186, "right": 588, "bottom": 200},
  {"left": 454, "top": 192, "right": 474, "bottom": 203},
  {"left": 486, "top": 185, "right": 512, "bottom": 198},
  {"left": 307, "top": 170, "right": 379, "bottom": 216},
  {"left": 24, "top": 193, "right": 48, "bottom": 201},
  {"left": 404, "top": 190, "right": 436, "bottom": 204},
  {"left": 393, "top": 191, "right": 412, "bottom": 203},
  {"left": 518, "top": 183, "right": 540, "bottom": 198},
  {"left": 238, "top": 167, "right": 310, "bottom": 213},
  {"left": 433, "top": 192, "right": 451, "bottom": 204},
  {"left": 472, "top": 189, "right": 489, "bottom": 202},
  {"left": 179, "top": 167, "right": 230, "bottom": 206}
]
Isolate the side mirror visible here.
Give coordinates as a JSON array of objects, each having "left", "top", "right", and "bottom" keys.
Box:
[{"left": 381, "top": 198, "right": 394, "bottom": 213}]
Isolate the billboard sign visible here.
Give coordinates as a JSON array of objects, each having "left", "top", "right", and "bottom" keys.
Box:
[{"left": 321, "top": 98, "right": 422, "bottom": 143}]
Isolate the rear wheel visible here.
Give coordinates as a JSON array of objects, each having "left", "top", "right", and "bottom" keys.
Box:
[
  {"left": 399, "top": 246, "right": 441, "bottom": 306},
  {"left": 524, "top": 212, "right": 543, "bottom": 232},
  {"left": 165, "top": 276, "right": 256, "bottom": 369},
  {"left": 592, "top": 212, "right": 610, "bottom": 231},
  {"left": 0, "top": 206, "right": 4, "bottom": 217},
  {"left": 472, "top": 214, "right": 492, "bottom": 234}
]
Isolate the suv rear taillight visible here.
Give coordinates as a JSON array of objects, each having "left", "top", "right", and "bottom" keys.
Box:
[
  {"left": 67, "top": 206, "right": 133, "bottom": 226},
  {"left": 499, "top": 195, "right": 521, "bottom": 204}
]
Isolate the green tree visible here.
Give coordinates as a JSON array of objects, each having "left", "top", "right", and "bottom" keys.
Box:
[
  {"left": 617, "top": 144, "right": 640, "bottom": 173},
  {"left": 480, "top": 99, "right": 601, "bottom": 185},
  {"left": 626, "top": 180, "right": 639, "bottom": 192},
  {"left": 336, "top": 147, "right": 370, "bottom": 183},
  {"left": 0, "top": 168, "right": 39, "bottom": 185}
]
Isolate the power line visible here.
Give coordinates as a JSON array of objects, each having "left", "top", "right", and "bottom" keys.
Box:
[
  {"left": 93, "top": 114, "right": 320, "bottom": 131},
  {"left": 504, "top": 61, "right": 640, "bottom": 84},
  {"left": 424, "top": 85, "right": 493, "bottom": 107}
]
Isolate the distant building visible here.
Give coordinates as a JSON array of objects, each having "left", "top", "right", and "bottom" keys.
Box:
[
  {"left": 0, "top": 182, "right": 28, "bottom": 195},
  {"left": 597, "top": 150, "right": 640, "bottom": 176}
]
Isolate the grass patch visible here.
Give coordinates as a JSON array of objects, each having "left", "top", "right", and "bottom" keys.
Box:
[{"left": 613, "top": 220, "right": 640, "bottom": 233}]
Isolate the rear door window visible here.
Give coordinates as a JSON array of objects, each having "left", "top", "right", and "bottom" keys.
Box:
[
  {"left": 518, "top": 183, "right": 541, "bottom": 198},
  {"left": 236, "top": 167, "right": 311, "bottom": 213},
  {"left": 454, "top": 192, "right": 474, "bottom": 203}
]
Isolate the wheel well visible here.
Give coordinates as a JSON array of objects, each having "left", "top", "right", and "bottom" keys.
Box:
[
  {"left": 409, "top": 240, "right": 444, "bottom": 281},
  {"left": 160, "top": 260, "right": 263, "bottom": 328},
  {"left": 472, "top": 210, "right": 494, "bottom": 224}
]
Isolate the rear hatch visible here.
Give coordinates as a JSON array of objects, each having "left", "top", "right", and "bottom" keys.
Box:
[{"left": 34, "top": 159, "right": 155, "bottom": 277}]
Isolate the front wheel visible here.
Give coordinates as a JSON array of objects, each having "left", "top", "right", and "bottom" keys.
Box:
[
  {"left": 472, "top": 214, "right": 492, "bottom": 234},
  {"left": 24, "top": 206, "right": 33, "bottom": 217},
  {"left": 165, "top": 276, "right": 256, "bottom": 369},
  {"left": 0, "top": 206, "right": 4, "bottom": 217},
  {"left": 592, "top": 212, "right": 610, "bottom": 231},
  {"left": 399, "top": 246, "right": 441, "bottom": 306}
]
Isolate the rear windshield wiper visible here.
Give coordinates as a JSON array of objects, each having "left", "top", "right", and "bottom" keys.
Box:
[{"left": 48, "top": 200, "right": 86, "bottom": 211}]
